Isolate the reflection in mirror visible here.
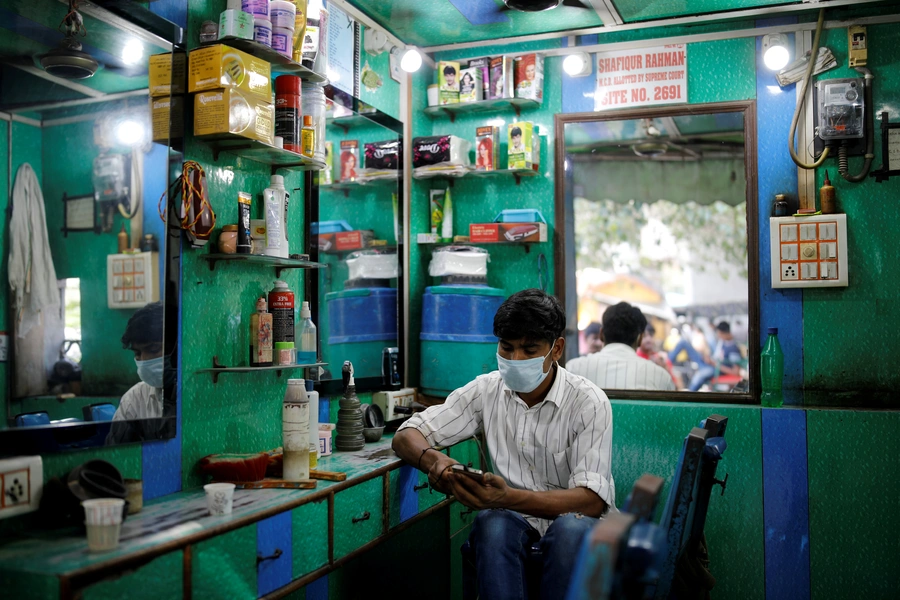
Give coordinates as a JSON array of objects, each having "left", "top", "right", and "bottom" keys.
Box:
[
  {"left": 311, "top": 95, "right": 402, "bottom": 388},
  {"left": 560, "top": 106, "right": 756, "bottom": 396},
  {"left": 0, "top": 0, "right": 181, "bottom": 452}
]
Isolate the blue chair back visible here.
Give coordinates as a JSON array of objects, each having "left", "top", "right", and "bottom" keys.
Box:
[
  {"left": 83, "top": 403, "right": 117, "bottom": 422},
  {"left": 15, "top": 412, "right": 51, "bottom": 427}
]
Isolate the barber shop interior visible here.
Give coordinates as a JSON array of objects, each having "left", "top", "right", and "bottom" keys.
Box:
[{"left": 1, "top": 0, "right": 899, "bottom": 597}]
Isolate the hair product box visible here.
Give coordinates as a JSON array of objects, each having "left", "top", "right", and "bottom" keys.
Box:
[
  {"left": 188, "top": 44, "right": 271, "bottom": 101},
  {"left": 193, "top": 89, "right": 274, "bottom": 145},
  {"left": 438, "top": 61, "right": 460, "bottom": 92},
  {"left": 514, "top": 53, "right": 544, "bottom": 102},
  {"left": 489, "top": 56, "right": 514, "bottom": 99},
  {"left": 467, "top": 57, "right": 491, "bottom": 100},
  {"left": 364, "top": 139, "right": 402, "bottom": 170},
  {"left": 439, "top": 90, "right": 459, "bottom": 105},
  {"left": 339, "top": 140, "right": 359, "bottom": 182},
  {"left": 459, "top": 67, "right": 483, "bottom": 103},
  {"left": 149, "top": 52, "right": 186, "bottom": 97},
  {"left": 321, "top": 141, "right": 334, "bottom": 185},
  {"left": 150, "top": 95, "right": 184, "bottom": 143},
  {"left": 469, "top": 222, "right": 548, "bottom": 243},
  {"left": 507, "top": 122, "right": 537, "bottom": 169},
  {"left": 475, "top": 126, "right": 499, "bottom": 171}
]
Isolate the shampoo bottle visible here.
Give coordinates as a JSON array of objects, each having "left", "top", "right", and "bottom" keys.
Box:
[
  {"left": 283, "top": 379, "right": 310, "bottom": 481},
  {"left": 250, "top": 296, "right": 273, "bottom": 367},
  {"left": 264, "top": 175, "right": 290, "bottom": 258},
  {"left": 297, "top": 301, "right": 317, "bottom": 365}
]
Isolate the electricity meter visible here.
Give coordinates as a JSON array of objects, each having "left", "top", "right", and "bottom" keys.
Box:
[
  {"left": 816, "top": 78, "right": 865, "bottom": 140},
  {"left": 92, "top": 153, "right": 129, "bottom": 204}
]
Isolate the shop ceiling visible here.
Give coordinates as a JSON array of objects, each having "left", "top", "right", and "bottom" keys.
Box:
[{"left": 346, "top": 0, "right": 898, "bottom": 50}]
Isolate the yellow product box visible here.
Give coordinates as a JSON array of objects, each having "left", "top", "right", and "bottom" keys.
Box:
[
  {"left": 194, "top": 89, "right": 274, "bottom": 146},
  {"left": 149, "top": 52, "right": 186, "bottom": 97},
  {"left": 188, "top": 45, "right": 271, "bottom": 101},
  {"left": 150, "top": 95, "right": 184, "bottom": 143}
]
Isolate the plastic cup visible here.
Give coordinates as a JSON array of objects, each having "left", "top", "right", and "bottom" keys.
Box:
[
  {"left": 427, "top": 85, "right": 439, "bottom": 106},
  {"left": 81, "top": 498, "right": 125, "bottom": 552},
  {"left": 204, "top": 483, "right": 236, "bottom": 515}
]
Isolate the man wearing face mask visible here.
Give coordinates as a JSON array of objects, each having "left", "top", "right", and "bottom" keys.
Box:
[
  {"left": 393, "top": 289, "right": 614, "bottom": 599},
  {"left": 106, "top": 302, "right": 166, "bottom": 444}
]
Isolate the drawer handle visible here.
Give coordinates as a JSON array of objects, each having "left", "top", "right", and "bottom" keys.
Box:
[
  {"left": 352, "top": 511, "right": 371, "bottom": 524},
  {"left": 257, "top": 548, "right": 283, "bottom": 565},
  {"left": 460, "top": 508, "right": 475, "bottom": 517},
  {"left": 413, "top": 482, "right": 429, "bottom": 492}
]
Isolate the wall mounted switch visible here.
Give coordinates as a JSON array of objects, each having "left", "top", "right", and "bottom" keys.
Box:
[
  {"left": 770, "top": 214, "right": 849, "bottom": 288},
  {"left": 0, "top": 456, "right": 43, "bottom": 519}
]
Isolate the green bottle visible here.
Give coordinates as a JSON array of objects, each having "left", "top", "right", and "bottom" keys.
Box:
[{"left": 760, "top": 327, "right": 784, "bottom": 408}]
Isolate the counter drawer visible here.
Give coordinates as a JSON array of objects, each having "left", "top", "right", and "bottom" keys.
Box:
[
  {"left": 333, "top": 477, "right": 384, "bottom": 559},
  {"left": 416, "top": 469, "right": 449, "bottom": 513},
  {"left": 450, "top": 500, "right": 478, "bottom": 537}
]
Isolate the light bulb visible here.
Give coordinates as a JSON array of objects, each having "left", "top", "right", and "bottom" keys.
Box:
[
  {"left": 122, "top": 39, "right": 143, "bottom": 66},
  {"left": 400, "top": 47, "right": 422, "bottom": 73},
  {"left": 116, "top": 119, "right": 144, "bottom": 145},
  {"left": 563, "top": 52, "right": 591, "bottom": 77},
  {"left": 762, "top": 33, "right": 790, "bottom": 71}
]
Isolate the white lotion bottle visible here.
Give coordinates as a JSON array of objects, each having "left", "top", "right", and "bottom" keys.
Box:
[
  {"left": 264, "top": 174, "right": 290, "bottom": 258},
  {"left": 283, "top": 379, "right": 310, "bottom": 481}
]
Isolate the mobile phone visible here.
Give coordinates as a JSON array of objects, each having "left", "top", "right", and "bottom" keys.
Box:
[{"left": 451, "top": 464, "right": 486, "bottom": 482}]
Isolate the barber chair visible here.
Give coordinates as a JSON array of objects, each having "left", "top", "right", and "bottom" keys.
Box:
[
  {"left": 82, "top": 403, "right": 117, "bottom": 422},
  {"left": 14, "top": 411, "right": 51, "bottom": 427}
]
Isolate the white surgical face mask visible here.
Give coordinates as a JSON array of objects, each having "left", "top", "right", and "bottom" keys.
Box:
[
  {"left": 135, "top": 356, "right": 164, "bottom": 388},
  {"left": 496, "top": 343, "right": 555, "bottom": 394}
]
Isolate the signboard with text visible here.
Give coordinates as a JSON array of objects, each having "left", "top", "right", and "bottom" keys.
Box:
[{"left": 594, "top": 44, "right": 687, "bottom": 111}]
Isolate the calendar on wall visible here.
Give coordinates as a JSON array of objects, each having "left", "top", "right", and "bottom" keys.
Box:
[
  {"left": 769, "top": 214, "right": 848, "bottom": 288},
  {"left": 107, "top": 252, "right": 160, "bottom": 309}
]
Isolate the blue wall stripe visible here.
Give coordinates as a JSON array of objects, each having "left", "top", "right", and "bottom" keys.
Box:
[
  {"left": 257, "top": 512, "right": 294, "bottom": 597},
  {"left": 306, "top": 574, "right": 329, "bottom": 600},
  {"left": 398, "top": 465, "right": 419, "bottom": 523},
  {"left": 762, "top": 408, "right": 811, "bottom": 599},
  {"left": 560, "top": 36, "right": 596, "bottom": 114},
  {"left": 448, "top": 0, "right": 510, "bottom": 26},
  {"left": 756, "top": 18, "right": 804, "bottom": 405}
]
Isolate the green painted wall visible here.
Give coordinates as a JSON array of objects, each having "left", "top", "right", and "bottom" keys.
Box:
[{"left": 358, "top": 25, "right": 402, "bottom": 121}]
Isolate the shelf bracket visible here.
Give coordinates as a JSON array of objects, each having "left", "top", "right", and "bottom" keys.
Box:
[
  {"left": 207, "top": 257, "right": 219, "bottom": 272},
  {"left": 513, "top": 173, "right": 522, "bottom": 185},
  {"left": 210, "top": 356, "right": 227, "bottom": 384},
  {"left": 442, "top": 108, "right": 456, "bottom": 123},
  {"left": 514, "top": 105, "right": 522, "bottom": 118}
]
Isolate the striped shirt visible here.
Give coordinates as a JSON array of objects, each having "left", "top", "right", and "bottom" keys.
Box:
[
  {"left": 566, "top": 343, "right": 676, "bottom": 392},
  {"left": 399, "top": 367, "right": 616, "bottom": 535}
]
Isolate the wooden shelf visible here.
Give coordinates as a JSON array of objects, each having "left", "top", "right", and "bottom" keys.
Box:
[
  {"left": 210, "top": 37, "right": 327, "bottom": 82},
  {"left": 196, "top": 356, "right": 327, "bottom": 384},
  {"left": 423, "top": 98, "right": 541, "bottom": 122},
  {"left": 197, "top": 136, "right": 326, "bottom": 173},
  {"left": 413, "top": 167, "right": 539, "bottom": 185},
  {"left": 202, "top": 253, "right": 326, "bottom": 277}
]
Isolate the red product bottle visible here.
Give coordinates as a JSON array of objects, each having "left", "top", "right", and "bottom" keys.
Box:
[
  {"left": 268, "top": 280, "right": 295, "bottom": 344},
  {"left": 275, "top": 75, "right": 303, "bottom": 153}
]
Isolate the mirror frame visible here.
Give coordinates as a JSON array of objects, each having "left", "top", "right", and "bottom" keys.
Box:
[
  {"left": 553, "top": 100, "right": 760, "bottom": 404},
  {"left": 307, "top": 86, "right": 405, "bottom": 396},
  {"left": 0, "top": 3, "right": 185, "bottom": 455}
]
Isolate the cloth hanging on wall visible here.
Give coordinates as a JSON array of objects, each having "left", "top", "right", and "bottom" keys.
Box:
[{"left": 8, "top": 163, "right": 59, "bottom": 337}]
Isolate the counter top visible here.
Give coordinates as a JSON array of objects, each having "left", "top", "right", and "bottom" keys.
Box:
[{"left": 0, "top": 436, "right": 408, "bottom": 580}]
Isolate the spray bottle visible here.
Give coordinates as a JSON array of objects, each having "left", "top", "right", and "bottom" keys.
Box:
[{"left": 297, "top": 301, "right": 317, "bottom": 365}]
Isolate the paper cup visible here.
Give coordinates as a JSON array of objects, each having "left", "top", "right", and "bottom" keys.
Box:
[
  {"left": 85, "top": 522, "right": 122, "bottom": 552},
  {"left": 82, "top": 498, "right": 125, "bottom": 525},
  {"left": 204, "top": 483, "right": 236, "bottom": 515},
  {"left": 427, "top": 85, "right": 439, "bottom": 107}
]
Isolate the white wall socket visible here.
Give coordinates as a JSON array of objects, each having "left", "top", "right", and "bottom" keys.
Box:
[{"left": 0, "top": 456, "right": 43, "bottom": 519}]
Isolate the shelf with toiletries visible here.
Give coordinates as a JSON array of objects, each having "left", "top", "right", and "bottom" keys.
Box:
[
  {"left": 423, "top": 98, "right": 541, "bottom": 122},
  {"left": 203, "top": 37, "right": 327, "bottom": 82},
  {"left": 413, "top": 167, "right": 539, "bottom": 185},
  {"left": 320, "top": 173, "right": 401, "bottom": 196},
  {"left": 198, "top": 136, "right": 326, "bottom": 173},
  {"left": 202, "top": 253, "right": 327, "bottom": 277},
  {"left": 196, "top": 357, "right": 328, "bottom": 384}
]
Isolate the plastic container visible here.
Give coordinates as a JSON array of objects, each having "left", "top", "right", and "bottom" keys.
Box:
[
  {"left": 271, "top": 26, "right": 293, "bottom": 57},
  {"left": 419, "top": 285, "right": 505, "bottom": 397},
  {"left": 301, "top": 82, "right": 326, "bottom": 162},
  {"left": 429, "top": 245, "right": 489, "bottom": 277},
  {"left": 254, "top": 17, "right": 272, "bottom": 46},
  {"left": 269, "top": 0, "right": 296, "bottom": 27},
  {"left": 275, "top": 341, "right": 295, "bottom": 365},
  {"left": 310, "top": 220, "right": 352, "bottom": 234},
  {"left": 346, "top": 249, "right": 399, "bottom": 281},
  {"left": 326, "top": 288, "right": 398, "bottom": 379},
  {"left": 283, "top": 379, "right": 310, "bottom": 481},
  {"left": 241, "top": 0, "right": 270, "bottom": 19},
  {"left": 494, "top": 208, "right": 546, "bottom": 223},
  {"left": 761, "top": 327, "right": 784, "bottom": 408}
]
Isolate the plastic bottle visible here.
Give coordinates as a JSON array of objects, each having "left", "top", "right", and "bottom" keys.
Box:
[
  {"left": 290, "top": 0, "right": 308, "bottom": 63},
  {"left": 283, "top": 379, "right": 310, "bottom": 481},
  {"left": 269, "top": 280, "right": 295, "bottom": 344},
  {"left": 264, "top": 174, "right": 290, "bottom": 258},
  {"left": 297, "top": 301, "right": 317, "bottom": 365},
  {"left": 117, "top": 224, "right": 129, "bottom": 253},
  {"left": 305, "top": 379, "right": 319, "bottom": 468},
  {"left": 760, "top": 327, "right": 784, "bottom": 408},
  {"left": 250, "top": 296, "right": 273, "bottom": 367},
  {"left": 300, "top": 114, "right": 315, "bottom": 158},
  {"left": 820, "top": 170, "right": 836, "bottom": 214}
]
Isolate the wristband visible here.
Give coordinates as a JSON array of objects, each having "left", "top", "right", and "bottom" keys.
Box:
[{"left": 418, "top": 447, "right": 439, "bottom": 471}]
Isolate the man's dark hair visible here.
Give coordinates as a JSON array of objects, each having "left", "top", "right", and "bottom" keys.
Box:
[
  {"left": 601, "top": 302, "right": 647, "bottom": 346},
  {"left": 510, "top": 126, "right": 522, "bottom": 137},
  {"left": 493, "top": 289, "right": 565, "bottom": 345},
  {"left": 122, "top": 301, "right": 164, "bottom": 349},
  {"left": 443, "top": 64, "right": 456, "bottom": 75},
  {"left": 584, "top": 322, "right": 601, "bottom": 338},
  {"left": 716, "top": 321, "right": 731, "bottom": 334},
  {"left": 645, "top": 323, "right": 656, "bottom": 336}
]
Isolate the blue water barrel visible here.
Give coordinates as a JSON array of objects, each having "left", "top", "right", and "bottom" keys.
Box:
[
  {"left": 326, "top": 288, "right": 398, "bottom": 379},
  {"left": 420, "top": 285, "right": 505, "bottom": 397}
]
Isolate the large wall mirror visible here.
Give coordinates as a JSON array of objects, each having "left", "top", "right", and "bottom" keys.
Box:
[
  {"left": 555, "top": 101, "right": 759, "bottom": 402},
  {"left": 0, "top": 0, "right": 183, "bottom": 453},
  {"left": 309, "top": 90, "right": 403, "bottom": 394}
]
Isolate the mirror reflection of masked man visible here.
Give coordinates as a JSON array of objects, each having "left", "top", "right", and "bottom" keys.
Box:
[{"left": 106, "top": 302, "right": 174, "bottom": 444}]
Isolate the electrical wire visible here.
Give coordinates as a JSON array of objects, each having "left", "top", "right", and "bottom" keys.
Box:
[
  {"left": 157, "top": 161, "right": 216, "bottom": 232},
  {"left": 537, "top": 253, "right": 548, "bottom": 292},
  {"left": 789, "top": 9, "right": 830, "bottom": 170},
  {"left": 838, "top": 67, "right": 875, "bottom": 182}
]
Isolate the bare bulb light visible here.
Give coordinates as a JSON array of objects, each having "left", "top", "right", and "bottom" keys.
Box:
[
  {"left": 400, "top": 47, "right": 423, "bottom": 73},
  {"left": 762, "top": 33, "right": 790, "bottom": 71},
  {"left": 563, "top": 52, "right": 592, "bottom": 77},
  {"left": 122, "top": 39, "right": 143, "bottom": 66},
  {"left": 115, "top": 119, "right": 145, "bottom": 145}
]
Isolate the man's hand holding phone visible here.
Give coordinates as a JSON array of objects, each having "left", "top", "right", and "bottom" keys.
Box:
[{"left": 448, "top": 464, "right": 510, "bottom": 510}]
